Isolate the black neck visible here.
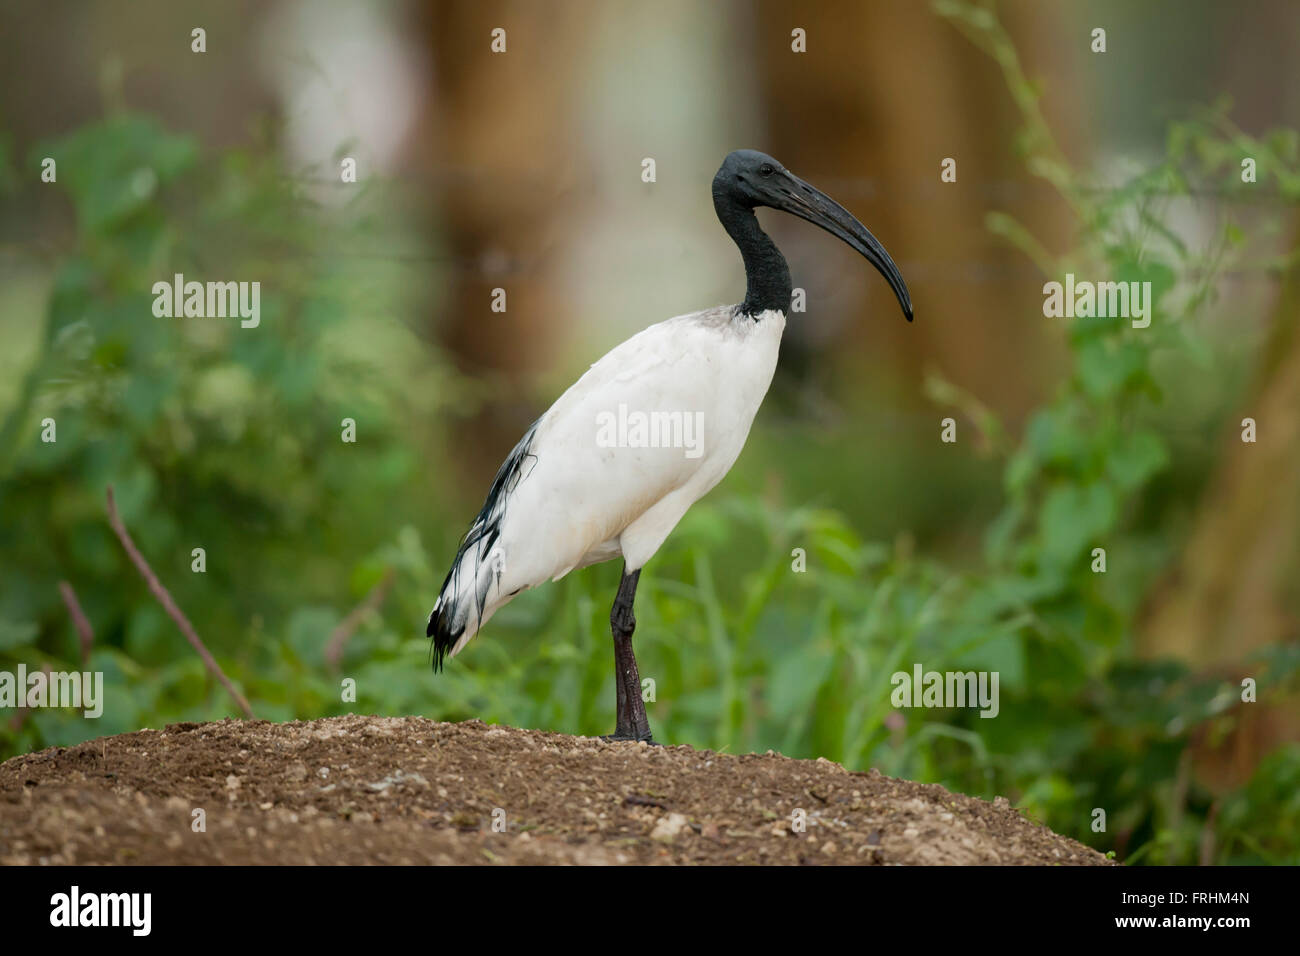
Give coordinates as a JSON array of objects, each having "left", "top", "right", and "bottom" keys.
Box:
[{"left": 714, "top": 195, "right": 791, "bottom": 318}]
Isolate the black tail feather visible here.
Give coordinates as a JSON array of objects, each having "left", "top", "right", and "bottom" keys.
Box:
[
  {"left": 426, "top": 419, "right": 539, "bottom": 672},
  {"left": 426, "top": 602, "right": 459, "bottom": 673}
]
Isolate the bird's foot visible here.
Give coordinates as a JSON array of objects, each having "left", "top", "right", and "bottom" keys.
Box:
[{"left": 601, "top": 730, "right": 661, "bottom": 746}]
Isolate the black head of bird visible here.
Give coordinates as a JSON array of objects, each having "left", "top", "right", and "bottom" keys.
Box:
[{"left": 712, "top": 148, "right": 913, "bottom": 322}]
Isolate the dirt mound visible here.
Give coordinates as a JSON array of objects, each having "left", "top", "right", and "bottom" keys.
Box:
[{"left": 0, "top": 715, "right": 1110, "bottom": 865}]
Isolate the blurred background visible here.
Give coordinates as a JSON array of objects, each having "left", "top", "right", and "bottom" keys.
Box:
[{"left": 1, "top": 0, "right": 1298, "bottom": 863}]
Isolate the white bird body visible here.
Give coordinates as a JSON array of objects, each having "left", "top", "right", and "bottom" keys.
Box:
[{"left": 438, "top": 305, "right": 786, "bottom": 658}]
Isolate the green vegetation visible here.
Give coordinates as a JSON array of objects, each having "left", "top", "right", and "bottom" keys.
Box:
[{"left": 1, "top": 7, "right": 1297, "bottom": 864}]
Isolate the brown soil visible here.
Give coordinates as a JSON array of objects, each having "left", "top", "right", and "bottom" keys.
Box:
[{"left": 0, "top": 715, "right": 1111, "bottom": 865}]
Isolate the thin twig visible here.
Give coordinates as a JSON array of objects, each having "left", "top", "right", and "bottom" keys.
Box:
[
  {"left": 324, "top": 567, "right": 396, "bottom": 671},
  {"left": 58, "top": 581, "right": 94, "bottom": 665},
  {"left": 105, "top": 485, "right": 255, "bottom": 719}
]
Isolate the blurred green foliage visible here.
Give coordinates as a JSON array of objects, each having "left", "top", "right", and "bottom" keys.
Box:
[{"left": 2, "top": 7, "right": 1298, "bottom": 865}]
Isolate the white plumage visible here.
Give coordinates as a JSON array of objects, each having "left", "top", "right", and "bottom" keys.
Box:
[{"left": 432, "top": 305, "right": 785, "bottom": 660}]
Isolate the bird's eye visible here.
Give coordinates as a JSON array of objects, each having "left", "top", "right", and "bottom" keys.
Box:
[{"left": 759, "top": 163, "right": 774, "bottom": 176}]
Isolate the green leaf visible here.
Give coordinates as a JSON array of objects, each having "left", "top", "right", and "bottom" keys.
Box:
[
  {"left": 34, "top": 114, "right": 197, "bottom": 234},
  {"left": 1108, "top": 431, "right": 1169, "bottom": 491},
  {"left": 1038, "top": 483, "right": 1118, "bottom": 570},
  {"left": 0, "top": 619, "right": 38, "bottom": 651}
]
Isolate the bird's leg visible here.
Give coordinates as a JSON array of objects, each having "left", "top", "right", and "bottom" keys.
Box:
[{"left": 603, "top": 567, "right": 656, "bottom": 743}]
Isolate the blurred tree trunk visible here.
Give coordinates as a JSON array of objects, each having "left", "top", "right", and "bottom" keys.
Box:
[
  {"left": 753, "top": 0, "right": 1078, "bottom": 418},
  {"left": 425, "top": 1, "right": 591, "bottom": 478},
  {"left": 1140, "top": 235, "right": 1300, "bottom": 789}
]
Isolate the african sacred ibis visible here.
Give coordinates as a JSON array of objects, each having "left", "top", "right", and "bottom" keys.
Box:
[{"left": 428, "top": 149, "right": 913, "bottom": 742}]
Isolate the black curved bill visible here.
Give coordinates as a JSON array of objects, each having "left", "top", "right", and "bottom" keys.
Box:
[{"left": 769, "top": 171, "right": 914, "bottom": 321}]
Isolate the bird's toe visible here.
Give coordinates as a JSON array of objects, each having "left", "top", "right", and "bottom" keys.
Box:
[{"left": 600, "top": 731, "right": 661, "bottom": 746}]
